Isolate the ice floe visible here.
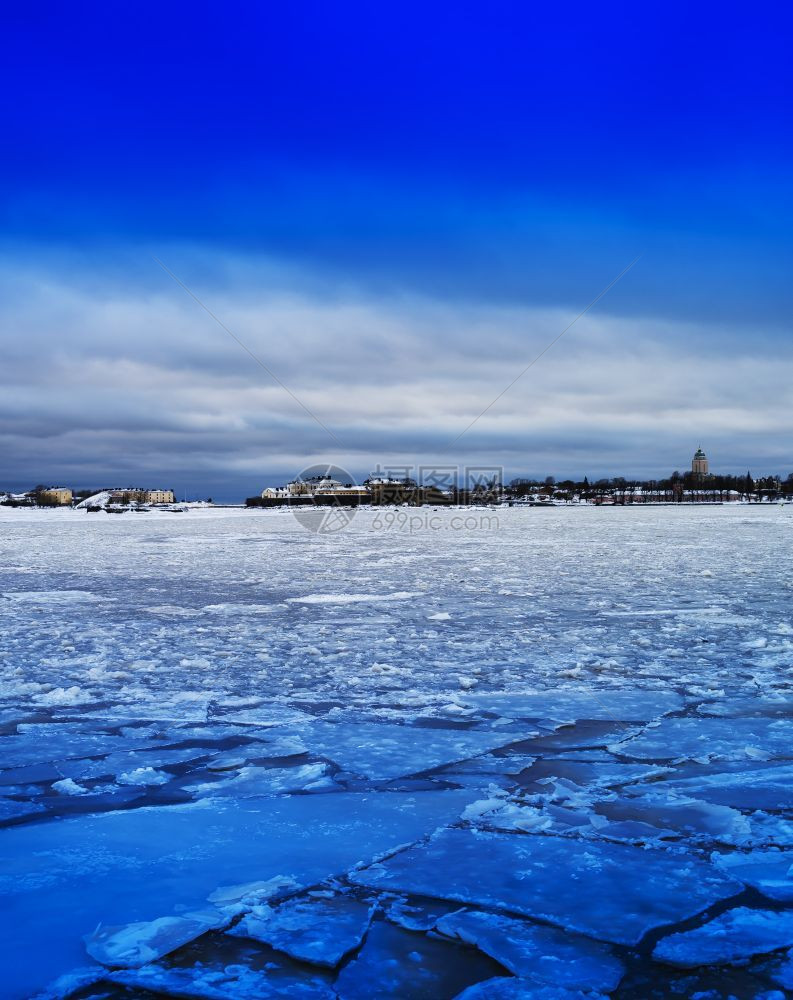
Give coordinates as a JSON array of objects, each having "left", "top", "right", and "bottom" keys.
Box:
[
  {"left": 609, "top": 718, "right": 793, "bottom": 762},
  {"left": 287, "top": 591, "right": 424, "bottom": 604},
  {"left": 465, "top": 688, "right": 684, "bottom": 723},
  {"left": 187, "top": 763, "right": 336, "bottom": 798},
  {"left": 334, "top": 919, "right": 504, "bottom": 999},
  {"left": 109, "top": 961, "right": 337, "bottom": 998},
  {"left": 229, "top": 894, "right": 375, "bottom": 967},
  {"left": 653, "top": 907, "right": 793, "bottom": 967},
  {"left": 84, "top": 909, "right": 228, "bottom": 967},
  {"left": 455, "top": 979, "right": 605, "bottom": 999},
  {"left": 435, "top": 908, "right": 624, "bottom": 990},
  {"left": 293, "top": 721, "right": 530, "bottom": 781},
  {"left": 713, "top": 850, "right": 793, "bottom": 902},
  {"left": 0, "top": 789, "right": 473, "bottom": 996},
  {"left": 351, "top": 828, "right": 742, "bottom": 944}
]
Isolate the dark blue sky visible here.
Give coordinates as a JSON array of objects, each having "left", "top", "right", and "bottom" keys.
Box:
[{"left": 1, "top": 3, "right": 792, "bottom": 498}]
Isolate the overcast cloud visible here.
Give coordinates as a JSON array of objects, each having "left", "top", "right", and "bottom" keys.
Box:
[{"left": 1, "top": 251, "right": 790, "bottom": 501}]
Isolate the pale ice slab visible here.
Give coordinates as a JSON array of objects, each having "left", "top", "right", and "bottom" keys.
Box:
[
  {"left": 713, "top": 850, "right": 793, "bottom": 902},
  {"left": 188, "top": 763, "right": 336, "bottom": 798},
  {"left": 202, "top": 602, "right": 279, "bottom": 615},
  {"left": 0, "top": 589, "right": 110, "bottom": 605},
  {"left": 599, "top": 790, "right": 755, "bottom": 846},
  {"left": 286, "top": 591, "right": 424, "bottom": 604},
  {"left": 609, "top": 718, "right": 793, "bottom": 762},
  {"left": 209, "top": 704, "right": 316, "bottom": 727},
  {"left": 653, "top": 907, "right": 793, "bottom": 967},
  {"left": 84, "top": 909, "right": 228, "bottom": 967},
  {"left": 762, "top": 948, "right": 793, "bottom": 990},
  {"left": 435, "top": 908, "right": 624, "bottom": 990},
  {"left": 698, "top": 695, "right": 793, "bottom": 719},
  {"left": 657, "top": 764, "right": 793, "bottom": 811},
  {"left": 0, "top": 788, "right": 473, "bottom": 999},
  {"left": 465, "top": 688, "right": 683, "bottom": 723},
  {"left": 57, "top": 746, "right": 208, "bottom": 781},
  {"left": 351, "top": 828, "right": 742, "bottom": 945},
  {"left": 229, "top": 894, "right": 374, "bottom": 968},
  {"left": 384, "top": 895, "right": 459, "bottom": 932},
  {"left": 1, "top": 726, "right": 136, "bottom": 769},
  {"left": 207, "top": 876, "right": 301, "bottom": 909},
  {"left": 0, "top": 797, "right": 45, "bottom": 821},
  {"left": 298, "top": 721, "right": 528, "bottom": 780},
  {"left": 455, "top": 979, "right": 603, "bottom": 1000},
  {"left": 333, "top": 919, "right": 502, "bottom": 1000},
  {"left": 109, "top": 962, "right": 336, "bottom": 998}
]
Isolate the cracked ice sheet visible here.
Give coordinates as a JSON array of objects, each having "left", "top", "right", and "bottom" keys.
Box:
[
  {"left": 333, "top": 918, "right": 504, "bottom": 1000},
  {"left": 609, "top": 717, "right": 793, "bottom": 762},
  {"left": 653, "top": 907, "right": 793, "bottom": 967},
  {"left": 0, "top": 788, "right": 473, "bottom": 999},
  {"left": 463, "top": 688, "right": 684, "bottom": 723},
  {"left": 295, "top": 721, "right": 531, "bottom": 780},
  {"left": 456, "top": 979, "right": 604, "bottom": 1000},
  {"left": 350, "top": 828, "right": 742, "bottom": 945},
  {"left": 108, "top": 963, "right": 336, "bottom": 998},
  {"left": 713, "top": 850, "right": 793, "bottom": 901},
  {"left": 229, "top": 894, "right": 375, "bottom": 968},
  {"left": 0, "top": 589, "right": 111, "bottom": 606},
  {"left": 650, "top": 763, "right": 793, "bottom": 811},
  {"left": 188, "top": 763, "right": 337, "bottom": 798},
  {"left": 435, "top": 908, "right": 624, "bottom": 991},
  {"left": 85, "top": 910, "right": 228, "bottom": 968},
  {"left": 0, "top": 725, "right": 143, "bottom": 769}
]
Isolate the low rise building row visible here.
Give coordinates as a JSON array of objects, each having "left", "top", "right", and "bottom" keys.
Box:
[{"left": 0, "top": 487, "right": 175, "bottom": 508}]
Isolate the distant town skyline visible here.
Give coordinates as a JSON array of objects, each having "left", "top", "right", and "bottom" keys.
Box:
[
  {"left": 1, "top": 8, "right": 791, "bottom": 503},
  {"left": 2, "top": 447, "right": 790, "bottom": 506}
]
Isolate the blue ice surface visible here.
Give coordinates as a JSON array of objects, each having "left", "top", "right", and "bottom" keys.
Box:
[
  {"left": 2, "top": 505, "right": 793, "bottom": 996},
  {"left": 0, "top": 789, "right": 470, "bottom": 998},
  {"left": 351, "top": 827, "right": 743, "bottom": 945}
]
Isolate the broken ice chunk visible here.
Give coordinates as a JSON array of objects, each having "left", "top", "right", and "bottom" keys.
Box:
[
  {"left": 712, "top": 851, "right": 793, "bottom": 902},
  {"left": 334, "top": 919, "right": 503, "bottom": 999},
  {"left": 657, "top": 764, "right": 793, "bottom": 811},
  {"left": 465, "top": 688, "right": 683, "bottom": 723},
  {"left": 228, "top": 894, "right": 375, "bottom": 968},
  {"left": 0, "top": 797, "right": 46, "bottom": 820},
  {"left": 599, "top": 791, "right": 754, "bottom": 846},
  {"left": 207, "top": 876, "right": 301, "bottom": 909},
  {"left": 609, "top": 718, "right": 793, "bottom": 763},
  {"left": 116, "top": 766, "right": 170, "bottom": 786},
  {"left": 51, "top": 778, "right": 89, "bottom": 796},
  {"left": 435, "top": 908, "right": 624, "bottom": 991},
  {"left": 350, "top": 828, "right": 742, "bottom": 945},
  {"left": 108, "top": 961, "right": 336, "bottom": 998},
  {"left": 761, "top": 947, "right": 793, "bottom": 990},
  {"left": 187, "top": 763, "right": 335, "bottom": 798},
  {"left": 28, "top": 965, "right": 105, "bottom": 1000},
  {"left": 653, "top": 907, "right": 793, "bottom": 967},
  {"left": 298, "top": 721, "right": 529, "bottom": 781},
  {"left": 454, "top": 978, "right": 604, "bottom": 999},
  {"left": 84, "top": 909, "right": 228, "bottom": 968},
  {"left": 384, "top": 895, "right": 459, "bottom": 931}
]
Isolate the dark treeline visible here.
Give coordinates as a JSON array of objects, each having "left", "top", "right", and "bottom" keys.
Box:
[{"left": 508, "top": 471, "right": 792, "bottom": 500}]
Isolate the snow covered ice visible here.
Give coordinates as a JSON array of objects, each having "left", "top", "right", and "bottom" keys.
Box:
[
  {"left": 228, "top": 894, "right": 376, "bottom": 968},
  {"left": 2, "top": 503, "right": 793, "bottom": 998}
]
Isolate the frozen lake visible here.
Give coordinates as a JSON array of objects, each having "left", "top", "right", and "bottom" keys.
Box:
[{"left": 1, "top": 504, "right": 793, "bottom": 998}]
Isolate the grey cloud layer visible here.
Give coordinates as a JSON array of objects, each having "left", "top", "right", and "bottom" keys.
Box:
[{"left": 1, "top": 256, "right": 791, "bottom": 495}]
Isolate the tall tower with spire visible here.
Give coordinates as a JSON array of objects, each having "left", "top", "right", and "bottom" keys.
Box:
[{"left": 691, "top": 447, "right": 709, "bottom": 481}]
